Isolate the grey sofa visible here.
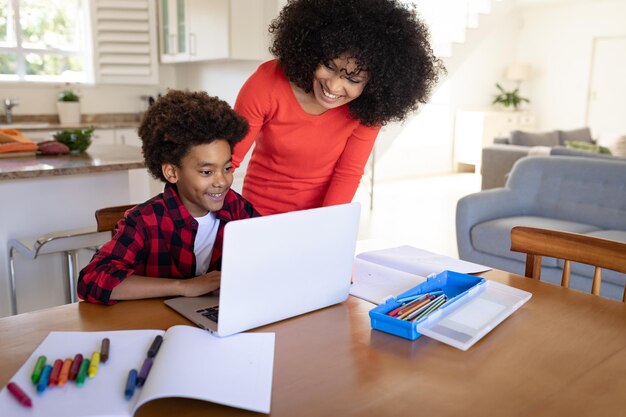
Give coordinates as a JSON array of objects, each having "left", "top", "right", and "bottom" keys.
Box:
[
  {"left": 457, "top": 156, "right": 626, "bottom": 301},
  {"left": 480, "top": 127, "right": 624, "bottom": 189}
]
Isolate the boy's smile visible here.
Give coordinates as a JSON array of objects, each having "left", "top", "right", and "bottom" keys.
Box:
[{"left": 163, "top": 140, "right": 234, "bottom": 217}]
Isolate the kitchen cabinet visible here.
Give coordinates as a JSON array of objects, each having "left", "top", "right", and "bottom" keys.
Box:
[
  {"left": 115, "top": 128, "right": 141, "bottom": 146},
  {"left": 20, "top": 130, "right": 55, "bottom": 142},
  {"left": 92, "top": 129, "right": 117, "bottom": 145},
  {"left": 453, "top": 110, "right": 536, "bottom": 171},
  {"left": 158, "top": 0, "right": 282, "bottom": 63},
  {"left": 159, "top": 0, "right": 229, "bottom": 63},
  {"left": 113, "top": 128, "right": 164, "bottom": 201}
]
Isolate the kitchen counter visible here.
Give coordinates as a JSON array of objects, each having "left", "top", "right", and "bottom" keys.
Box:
[
  {"left": 0, "top": 143, "right": 160, "bottom": 317},
  {"left": 0, "top": 145, "right": 145, "bottom": 180},
  {"left": 0, "top": 121, "right": 140, "bottom": 131},
  {"left": 0, "top": 113, "right": 141, "bottom": 131}
]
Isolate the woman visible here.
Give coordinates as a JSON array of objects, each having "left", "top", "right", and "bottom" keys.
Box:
[{"left": 233, "top": 0, "right": 444, "bottom": 215}]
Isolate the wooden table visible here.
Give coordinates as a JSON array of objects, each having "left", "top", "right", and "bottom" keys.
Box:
[{"left": 1, "top": 270, "right": 625, "bottom": 416}]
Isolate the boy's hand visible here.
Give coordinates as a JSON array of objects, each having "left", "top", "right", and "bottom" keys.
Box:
[{"left": 180, "top": 271, "right": 221, "bottom": 297}]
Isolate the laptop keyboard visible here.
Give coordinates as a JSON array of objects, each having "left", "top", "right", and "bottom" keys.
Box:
[{"left": 196, "top": 306, "right": 219, "bottom": 322}]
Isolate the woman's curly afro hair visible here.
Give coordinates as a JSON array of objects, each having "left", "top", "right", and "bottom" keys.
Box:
[
  {"left": 269, "top": 0, "right": 445, "bottom": 126},
  {"left": 139, "top": 89, "right": 249, "bottom": 182}
]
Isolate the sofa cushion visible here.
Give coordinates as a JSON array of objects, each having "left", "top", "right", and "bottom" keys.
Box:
[
  {"left": 557, "top": 230, "right": 626, "bottom": 287},
  {"left": 508, "top": 157, "right": 626, "bottom": 230},
  {"left": 564, "top": 140, "right": 611, "bottom": 154},
  {"left": 550, "top": 146, "right": 626, "bottom": 161},
  {"left": 493, "top": 137, "right": 510, "bottom": 145},
  {"left": 558, "top": 127, "right": 593, "bottom": 145},
  {"left": 471, "top": 216, "right": 600, "bottom": 266},
  {"left": 510, "top": 130, "right": 560, "bottom": 147}
]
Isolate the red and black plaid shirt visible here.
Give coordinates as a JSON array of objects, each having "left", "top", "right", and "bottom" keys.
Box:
[{"left": 77, "top": 183, "right": 260, "bottom": 304}]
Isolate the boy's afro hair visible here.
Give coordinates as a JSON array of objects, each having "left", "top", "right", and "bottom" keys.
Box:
[
  {"left": 269, "top": 0, "right": 445, "bottom": 126},
  {"left": 139, "top": 89, "right": 249, "bottom": 182}
]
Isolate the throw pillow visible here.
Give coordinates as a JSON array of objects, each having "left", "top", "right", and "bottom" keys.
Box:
[
  {"left": 564, "top": 140, "right": 612, "bottom": 154},
  {"left": 558, "top": 127, "right": 593, "bottom": 145},
  {"left": 510, "top": 130, "right": 560, "bottom": 147}
]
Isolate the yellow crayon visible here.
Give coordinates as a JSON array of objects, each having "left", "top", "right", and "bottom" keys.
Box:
[
  {"left": 58, "top": 358, "right": 73, "bottom": 386},
  {"left": 88, "top": 352, "right": 100, "bottom": 378}
]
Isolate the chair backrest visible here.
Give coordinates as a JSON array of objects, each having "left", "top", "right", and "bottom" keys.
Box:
[
  {"left": 506, "top": 157, "right": 626, "bottom": 231},
  {"left": 510, "top": 226, "right": 626, "bottom": 302},
  {"left": 95, "top": 204, "right": 135, "bottom": 234}
]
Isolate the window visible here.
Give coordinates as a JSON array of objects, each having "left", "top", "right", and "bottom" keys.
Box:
[{"left": 0, "top": 0, "right": 91, "bottom": 83}]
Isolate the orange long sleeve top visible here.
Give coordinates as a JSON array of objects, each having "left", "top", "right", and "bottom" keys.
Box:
[{"left": 233, "top": 60, "right": 380, "bottom": 215}]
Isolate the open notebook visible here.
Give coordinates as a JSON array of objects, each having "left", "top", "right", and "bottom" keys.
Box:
[
  {"left": 0, "top": 326, "right": 275, "bottom": 415},
  {"left": 350, "top": 245, "right": 491, "bottom": 304}
]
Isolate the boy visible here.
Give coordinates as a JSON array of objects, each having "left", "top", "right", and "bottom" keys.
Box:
[{"left": 77, "top": 90, "right": 260, "bottom": 304}]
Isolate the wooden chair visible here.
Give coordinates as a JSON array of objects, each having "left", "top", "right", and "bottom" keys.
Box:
[
  {"left": 95, "top": 204, "right": 136, "bottom": 234},
  {"left": 510, "top": 226, "right": 626, "bottom": 302}
]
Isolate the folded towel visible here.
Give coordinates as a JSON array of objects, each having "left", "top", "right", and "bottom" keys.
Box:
[{"left": 0, "top": 129, "right": 38, "bottom": 154}]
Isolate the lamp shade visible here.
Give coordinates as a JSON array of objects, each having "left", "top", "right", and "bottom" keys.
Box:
[{"left": 505, "top": 64, "right": 532, "bottom": 82}]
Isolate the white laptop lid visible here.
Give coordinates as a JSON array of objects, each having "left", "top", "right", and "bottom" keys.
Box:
[
  {"left": 216, "top": 202, "right": 361, "bottom": 336},
  {"left": 166, "top": 203, "right": 361, "bottom": 336}
]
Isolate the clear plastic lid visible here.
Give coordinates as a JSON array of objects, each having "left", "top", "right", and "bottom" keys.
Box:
[{"left": 414, "top": 280, "right": 532, "bottom": 351}]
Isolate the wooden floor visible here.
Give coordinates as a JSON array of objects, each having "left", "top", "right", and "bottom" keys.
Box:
[{"left": 354, "top": 173, "right": 481, "bottom": 257}]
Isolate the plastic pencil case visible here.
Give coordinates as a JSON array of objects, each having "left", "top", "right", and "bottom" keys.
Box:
[{"left": 369, "top": 270, "right": 486, "bottom": 341}]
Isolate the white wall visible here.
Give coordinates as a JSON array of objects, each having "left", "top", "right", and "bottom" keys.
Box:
[
  {"left": 2, "top": 65, "right": 177, "bottom": 116},
  {"left": 371, "top": 5, "right": 522, "bottom": 181},
  {"left": 449, "top": 10, "right": 521, "bottom": 111},
  {"left": 517, "top": 0, "right": 626, "bottom": 131},
  {"left": 173, "top": 60, "right": 264, "bottom": 106}
]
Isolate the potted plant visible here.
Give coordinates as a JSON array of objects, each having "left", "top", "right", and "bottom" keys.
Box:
[
  {"left": 53, "top": 127, "right": 95, "bottom": 153},
  {"left": 492, "top": 83, "right": 530, "bottom": 111},
  {"left": 57, "top": 84, "right": 81, "bottom": 125}
]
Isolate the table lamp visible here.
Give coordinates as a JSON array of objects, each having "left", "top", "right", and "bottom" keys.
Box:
[{"left": 505, "top": 63, "right": 532, "bottom": 86}]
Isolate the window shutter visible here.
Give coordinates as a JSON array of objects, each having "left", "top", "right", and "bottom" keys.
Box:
[{"left": 91, "top": 0, "right": 159, "bottom": 85}]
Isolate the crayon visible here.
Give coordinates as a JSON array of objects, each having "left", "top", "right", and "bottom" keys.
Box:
[
  {"left": 49, "top": 359, "right": 63, "bottom": 386},
  {"left": 7, "top": 382, "right": 32, "bottom": 407},
  {"left": 147, "top": 335, "right": 163, "bottom": 358},
  {"left": 124, "top": 369, "right": 137, "bottom": 400},
  {"left": 37, "top": 364, "right": 52, "bottom": 394},
  {"left": 136, "top": 357, "right": 153, "bottom": 387},
  {"left": 88, "top": 352, "right": 100, "bottom": 378},
  {"left": 405, "top": 298, "right": 439, "bottom": 321},
  {"left": 396, "top": 290, "right": 444, "bottom": 303},
  {"left": 387, "top": 294, "right": 429, "bottom": 317},
  {"left": 412, "top": 294, "right": 447, "bottom": 322},
  {"left": 31, "top": 355, "right": 46, "bottom": 384},
  {"left": 395, "top": 294, "right": 432, "bottom": 317},
  {"left": 397, "top": 296, "right": 434, "bottom": 320},
  {"left": 58, "top": 358, "right": 73, "bottom": 386},
  {"left": 76, "top": 358, "right": 90, "bottom": 386},
  {"left": 100, "top": 338, "right": 110, "bottom": 363},
  {"left": 69, "top": 353, "right": 83, "bottom": 381}
]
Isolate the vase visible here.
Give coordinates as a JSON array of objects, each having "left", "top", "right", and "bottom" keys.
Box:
[{"left": 57, "top": 102, "right": 81, "bottom": 125}]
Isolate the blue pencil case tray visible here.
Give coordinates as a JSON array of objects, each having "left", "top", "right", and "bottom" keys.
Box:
[{"left": 369, "top": 270, "right": 486, "bottom": 341}]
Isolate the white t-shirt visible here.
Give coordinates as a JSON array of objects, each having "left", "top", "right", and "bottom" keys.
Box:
[{"left": 194, "top": 212, "right": 220, "bottom": 275}]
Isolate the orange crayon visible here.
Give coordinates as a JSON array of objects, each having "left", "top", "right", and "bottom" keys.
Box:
[{"left": 58, "top": 358, "right": 73, "bottom": 386}]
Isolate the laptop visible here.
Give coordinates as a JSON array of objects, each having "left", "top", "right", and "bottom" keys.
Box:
[{"left": 165, "top": 202, "right": 361, "bottom": 337}]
